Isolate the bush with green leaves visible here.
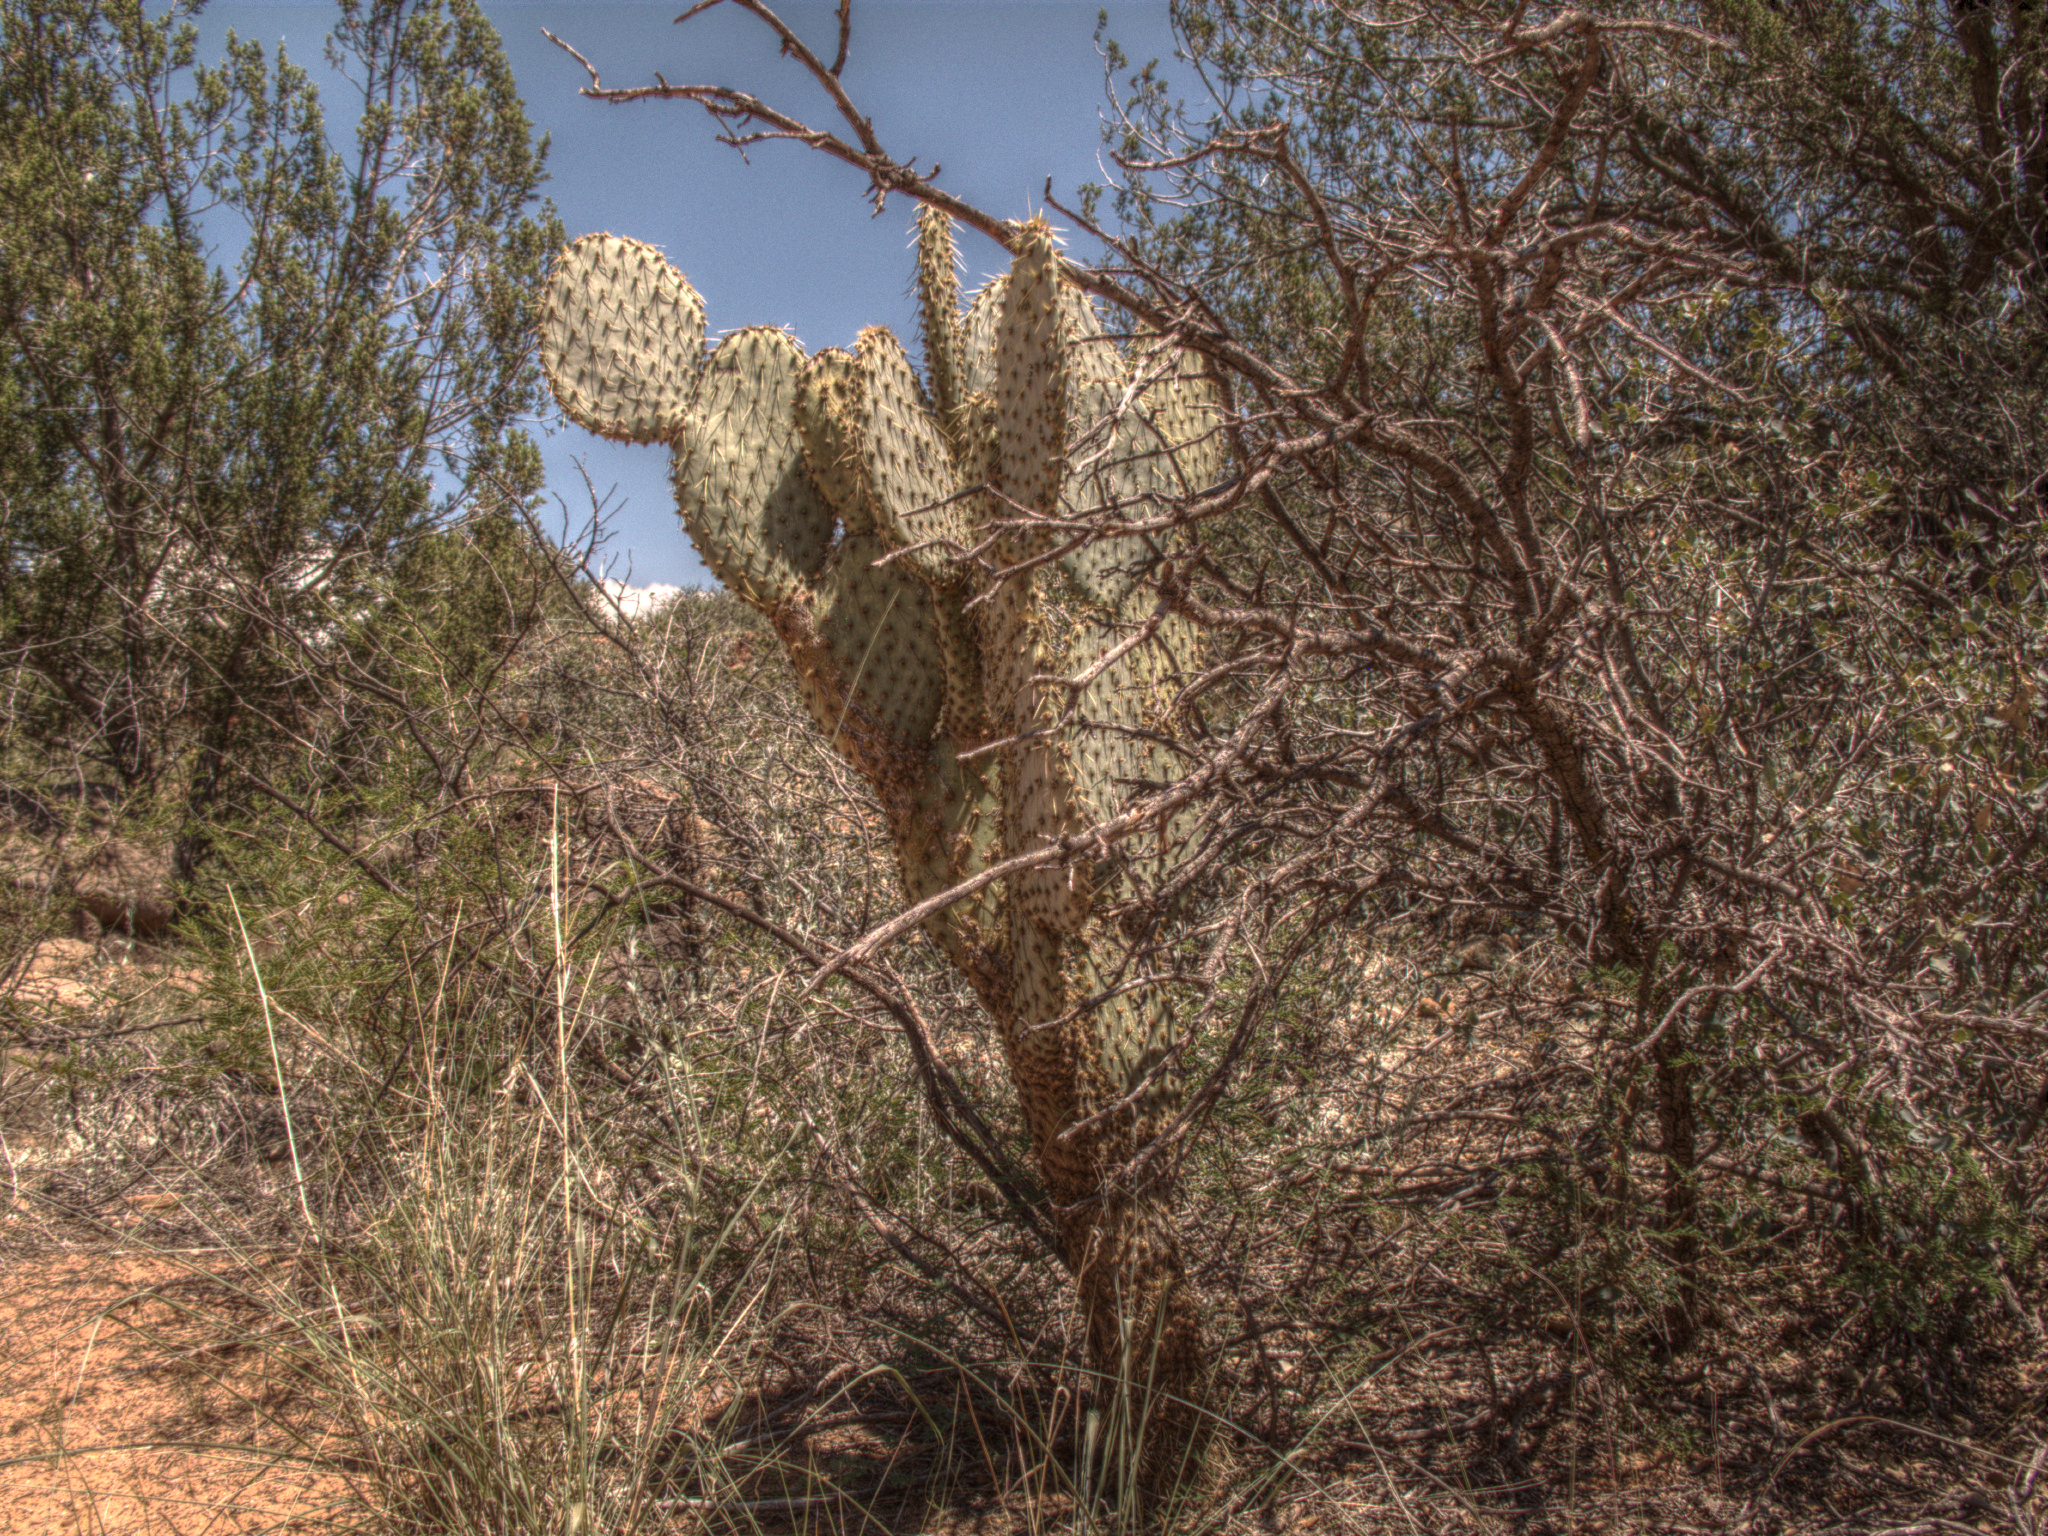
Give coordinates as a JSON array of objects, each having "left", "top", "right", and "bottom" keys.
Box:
[{"left": 0, "top": 0, "right": 561, "bottom": 873}]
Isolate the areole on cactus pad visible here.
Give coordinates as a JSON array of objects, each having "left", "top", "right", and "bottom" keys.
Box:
[{"left": 538, "top": 209, "right": 1227, "bottom": 1490}]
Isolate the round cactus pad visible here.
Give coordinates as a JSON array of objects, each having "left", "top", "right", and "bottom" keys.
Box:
[
  {"left": 672, "top": 327, "right": 835, "bottom": 610},
  {"left": 540, "top": 234, "right": 706, "bottom": 445}
]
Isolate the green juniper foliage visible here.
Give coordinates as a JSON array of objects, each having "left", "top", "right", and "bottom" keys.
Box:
[{"left": 0, "top": 0, "right": 561, "bottom": 858}]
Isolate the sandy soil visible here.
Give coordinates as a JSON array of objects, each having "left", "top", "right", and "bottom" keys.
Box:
[
  {"left": 4, "top": 937, "right": 355, "bottom": 1533},
  {"left": 0, "top": 1249, "right": 357, "bottom": 1535}
]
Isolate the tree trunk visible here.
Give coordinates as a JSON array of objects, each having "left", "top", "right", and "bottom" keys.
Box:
[{"left": 1001, "top": 916, "right": 1212, "bottom": 1499}]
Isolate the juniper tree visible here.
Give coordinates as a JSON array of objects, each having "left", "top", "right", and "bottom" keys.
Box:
[{"left": 0, "top": 0, "right": 562, "bottom": 858}]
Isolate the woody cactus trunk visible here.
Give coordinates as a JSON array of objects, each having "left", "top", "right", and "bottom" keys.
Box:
[{"left": 539, "top": 212, "right": 1224, "bottom": 1485}]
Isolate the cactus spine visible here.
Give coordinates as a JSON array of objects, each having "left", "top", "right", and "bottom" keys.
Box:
[{"left": 539, "top": 210, "right": 1223, "bottom": 1487}]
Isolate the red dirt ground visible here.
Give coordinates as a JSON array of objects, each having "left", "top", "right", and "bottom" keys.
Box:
[
  {"left": 4, "top": 939, "right": 355, "bottom": 1534},
  {"left": 0, "top": 1247, "right": 357, "bottom": 1535}
]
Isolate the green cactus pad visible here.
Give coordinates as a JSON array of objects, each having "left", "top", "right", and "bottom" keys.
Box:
[
  {"left": 1073, "top": 946, "right": 1177, "bottom": 1117},
  {"left": 916, "top": 208, "right": 969, "bottom": 457},
  {"left": 1061, "top": 296, "right": 1124, "bottom": 441},
  {"left": 963, "top": 274, "right": 1101, "bottom": 398},
  {"left": 1057, "top": 433, "right": 1162, "bottom": 609},
  {"left": 1141, "top": 342, "right": 1227, "bottom": 495},
  {"left": 854, "top": 327, "right": 976, "bottom": 589},
  {"left": 797, "top": 348, "right": 870, "bottom": 533},
  {"left": 889, "top": 741, "right": 1005, "bottom": 965},
  {"left": 954, "top": 391, "right": 999, "bottom": 494},
  {"left": 1067, "top": 610, "right": 1198, "bottom": 841},
  {"left": 960, "top": 274, "right": 1007, "bottom": 400},
  {"left": 993, "top": 221, "right": 1068, "bottom": 526},
  {"left": 1054, "top": 297, "right": 1149, "bottom": 600},
  {"left": 809, "top": 532, "right": 944, "bottom": 752},
  {"left": 978, "top": 576, "right": 1091, "bottom": 934},
  {"left": 930, "top": 592, "right": 987, "bottom": 744},
  {"left": 968, "top": 258, "right": 1144, "bottom": 577},
  {"left": 540, "top": 233, "right": 706, "bottom": 445},
  {"left": 1056, "top": 280, "right": 1110, "bottom": 349},
  {"left": 671, "top": 326, "right": 833, "bottom": 610},
  {"left": 1059, "top": 346, "right": 1221, "bottom": 608}
]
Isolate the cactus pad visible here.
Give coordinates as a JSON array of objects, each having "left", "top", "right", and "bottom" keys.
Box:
[
  {"left": 808, "top": 532, "right": 945, "bottom": 752},
  {"left": 796, "top": 348, "right": 869, "bottom": 533},
  {"left": 854, "top": 327, "right": 976, "bottom": 589},
  {"left": 672, "top": 326, "right": 833, "bottom": 610},
  {"left": 540, "top": 234, "right": 706, "bottom": 445},
  {"left": 992, "top": 220, "right": 1069, "bottom": 527},
  {"left": 916, "top": 206, "right": 969, "bottom": 458}
]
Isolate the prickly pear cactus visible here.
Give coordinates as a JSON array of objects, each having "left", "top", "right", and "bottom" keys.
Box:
[{"left": 539, "top": 212, "right": 1224, "bottom": 1485}]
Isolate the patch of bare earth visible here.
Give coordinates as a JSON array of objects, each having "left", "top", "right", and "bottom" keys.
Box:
[
  {"left": 0, "top": 1251, "right": 355, "bottom": 1535},
  {"left": 3, "top": 941, "right": 355, "bottom": 1535}
]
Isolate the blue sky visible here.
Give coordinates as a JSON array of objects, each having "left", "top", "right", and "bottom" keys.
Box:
[{"left": 196, "top": 2, "right": 1187, "bottom": 587}]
